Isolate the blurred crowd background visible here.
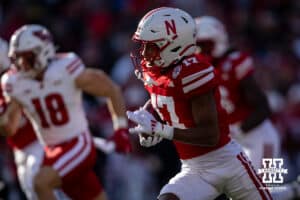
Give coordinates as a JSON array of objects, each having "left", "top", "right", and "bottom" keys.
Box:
[{"left": 0, "top": 0, "right": 299, "bottom": 199}]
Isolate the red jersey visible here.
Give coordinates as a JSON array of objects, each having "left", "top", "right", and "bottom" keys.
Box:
[
  {"left": 0, "top": 86, "right": 37, "bottom": 150},
  {"left": 213, "top": 50, "right": 255, "bottom": 124},
  {"left": 141, "top": 54, "right": 230, "bottom": 159}
]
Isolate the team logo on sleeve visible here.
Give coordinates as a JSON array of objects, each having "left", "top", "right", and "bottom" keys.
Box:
[{"left": 172, "top": 65, "right": 182, "bottom": 79}]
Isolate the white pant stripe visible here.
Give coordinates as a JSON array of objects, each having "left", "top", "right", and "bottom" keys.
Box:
[
  {"left": 239, "top": 152, "right": 272, "bottom": 200},
  {"left": 53, "top": 132, "right": 86, "bottom": 171},
  {"left": 59, "top": 133, "right": 92, "bottom": 176}
]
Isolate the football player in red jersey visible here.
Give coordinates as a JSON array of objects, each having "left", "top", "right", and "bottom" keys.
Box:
[
  {"left": 195, "top": 16, "right": 280, "bottom": 170},
  {"left": 127, "top": 7, "right": 272, "bottom": 200},
  {"left": 195, "top": 16, "right": 299, "bottom": 200},
  {"left": 0, "top": 25, "right": 131, "bottom": 200}
]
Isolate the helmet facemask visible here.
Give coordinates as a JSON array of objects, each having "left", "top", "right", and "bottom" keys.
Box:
[
  {"left": 10, "top": 49, "right": 41, "bottom": 78},
  {"left": 130, "top": 41, "right": 163, "bottom": 82}
]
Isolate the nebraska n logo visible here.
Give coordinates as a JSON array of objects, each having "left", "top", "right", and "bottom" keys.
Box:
[
  {"left": 165, "top": 19, "right": 177, "bottom": 36},
  {"left": 258, "top": 158, "right": 288, "bottom": 184}
]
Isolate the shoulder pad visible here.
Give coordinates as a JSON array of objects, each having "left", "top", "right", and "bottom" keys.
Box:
[
  {"left": 51, "top": 52, "right": 85, "bottom": 79},
  {"left": 1, "top": 69, "right": 20, "bottom": 99},
  {"left": 2, "top": 69, "right": 19, "bottom": 88},
  {"left": 178, "top": 55, "right": 217, "bottom": 96},
  {"left": 228, "top": 51, "right": 251, "bottom": 64},
  {"left": 227, "top": 51, "right": 254, "bottom": 80},
  {"left": 180, "top": 55, "right": 214, "bottom": 78}
]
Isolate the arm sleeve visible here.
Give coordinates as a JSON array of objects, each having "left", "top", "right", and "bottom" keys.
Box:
[
  {"left": 233, "top": 54, "right": 254, "bottom": 81},
  {"left": 63, "top": 53, "right": 86, "bottom": 81},
  {"left": 180, "top": 63, "right": 219, "bottom": 98}
]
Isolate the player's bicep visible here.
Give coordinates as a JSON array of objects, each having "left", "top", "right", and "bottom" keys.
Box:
[
  {"left": 191, "top": 91, "right": 220, "bottom": 145},
  {"left": 172, "top": 91, "right": 220, "bottom": 146},
  {"left": 191, "top": 91, "right": 218, "bottom": 126},
  {"left": 240, "top": 75, "right": 269, "bottom": 108},
  {"left": 75, "top": 68, "right": 117, "bottom": 97}
]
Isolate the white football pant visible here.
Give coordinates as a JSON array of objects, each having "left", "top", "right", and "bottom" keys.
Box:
[
  {"left": 230, "top": 119, "right": 280, "bottom": 170},
  {"left": 159, "top": 140, "right": 273, "bottom": 200},
  {"left": 13, "top": 141, "right": 43, "bottom": 200}
]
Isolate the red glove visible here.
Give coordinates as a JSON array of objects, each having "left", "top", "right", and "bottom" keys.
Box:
[{"left": 109, "top": 128, "right": 131, "bottom": 154}]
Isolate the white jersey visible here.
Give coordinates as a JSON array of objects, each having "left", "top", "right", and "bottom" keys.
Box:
[{"left": 2, "top": 53, "right": 88, "bottom": 146}]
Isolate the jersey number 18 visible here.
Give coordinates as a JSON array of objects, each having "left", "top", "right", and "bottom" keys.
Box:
[{"left": 32, "top": 93, "right": 69, "bottom": 128}]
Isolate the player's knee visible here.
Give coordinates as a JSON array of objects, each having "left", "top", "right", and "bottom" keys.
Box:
[
  {"left": 159, "top": 193, "right": 180, "bottom": 200},
  {"left": 33, "top": 174, "right": 47, "bottom": 194},
  {"left": 33, "top": 167, "right": 61, "bottom": 193}
]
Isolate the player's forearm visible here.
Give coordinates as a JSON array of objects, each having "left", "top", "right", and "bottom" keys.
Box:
[
  {"left": 106, "top": 84, "right": 128, "bottom": 130},
  {"left": 177, "top": 91, "right": 220, "bottom": 146},
  {"left": 0, "top": 124, "right": 16, "bottom": 136},
  {"left": 77, "top": 69, "right": 128, "bottom": 129},
  {"left": 0, "top": 116, "right": 10, "bottom": 136},
  {"left": 240, "top": 75, "right": 271, "bottom": 132},
  {"left": 241, "top": 106, "right": 271, "bottom": 133},
  {"left": 173, "top": 124, "right": 220, "bottom": 146},
  {"left": 0, "top": 125, "right": 9, "bottom": 137},
  {"left": 241, "top": 88, "right": 271, "bottom": 132},
  {"left": 0, "top": 103, "right": 20, "bottom": 136}
]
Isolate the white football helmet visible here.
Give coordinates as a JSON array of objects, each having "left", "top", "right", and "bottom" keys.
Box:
[
  {"left": 133, "top": 7, "right": 196, "bottom": 68},
  {"left": 195, "top": 16, "right": 229, "bottom": 58},
  {"left": 9, "top": 24, "right": 55, "bottom": 77},
  {"left": 0, "top": 38, "right": 10, "bottom": 74}
]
